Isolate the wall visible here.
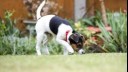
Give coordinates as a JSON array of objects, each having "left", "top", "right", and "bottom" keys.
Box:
[
  {"left": 86, "top": 0, "right": 127, "bottom": 17},
  {"left": 0, "top": 0, "right": 28, "bottom": 19},
  {"left": 0, "top": 0, "right": 127, "bottom": 31},
  {"left": 0, "top": 0, "right": 29, "bottom": 31},
  {"left": 55, "top": 0, "right": 74, "bottom": 19},
  {"left": 0, "top": 0, "right": 126, "bottom": 20}
]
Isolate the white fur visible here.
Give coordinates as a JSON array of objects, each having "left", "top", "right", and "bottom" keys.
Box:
[
  {"left": 78, "top": 49, "right": 85, "bottom": 55},
  {"left": 35, "top": 0, "right": 74, "bottom": 55}
]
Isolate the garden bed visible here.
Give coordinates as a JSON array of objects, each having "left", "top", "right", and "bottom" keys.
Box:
[{"left": 87, "top": 26, "right": 111, "bottom": 33}]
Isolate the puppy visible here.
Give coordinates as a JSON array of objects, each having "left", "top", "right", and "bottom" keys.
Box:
[{"left": 35, "top": 0, "right": 85, "bottom": 55}]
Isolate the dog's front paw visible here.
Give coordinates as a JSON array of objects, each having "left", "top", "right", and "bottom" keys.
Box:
[
  {"left": 68, "top": 52, "right": 74, "bottom": 55},
  {"left": 37, "top": 53, "right": 41, "bottom": 56}
]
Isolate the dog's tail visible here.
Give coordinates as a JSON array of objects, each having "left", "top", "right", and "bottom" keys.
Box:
[{"left": 36, "top": 0, "right": 46, "bottom": 20}]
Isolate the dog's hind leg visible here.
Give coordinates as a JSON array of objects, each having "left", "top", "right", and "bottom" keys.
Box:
[
  {"left": 36, "top": 32, "right": 44, "bottom": 55},
  {"left": 41, "top": 33, "right": 51, "bottom": 55}
]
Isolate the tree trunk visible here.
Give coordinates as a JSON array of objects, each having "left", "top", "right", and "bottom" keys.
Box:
[{"left": 99, "top": 0, "right": 108, "bottom": 26}]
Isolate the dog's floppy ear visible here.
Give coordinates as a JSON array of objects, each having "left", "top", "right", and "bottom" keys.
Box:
[
  {"left": 80, "top": 34, "right": 88, "bottom": 43},
  {"left": 80, "top": 34, "right": 85, "bottom": 42},
  {"left": 72, "top": 30, "right": 76, "bottom": 33}
]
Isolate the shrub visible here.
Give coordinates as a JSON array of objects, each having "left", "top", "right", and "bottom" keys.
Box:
[
  {"left": 0, "top": 11, "right": 19, "bottom": 36},
  {"left": 80, "top": 10, "right": 102, "bottom": 27},
  {"left": 71, "top": 11, "right": 127, "bottom": 53},
  {"left": 0, "top": 36, "right": 36, "bottom": 55},
  {"left": 0, "top": 11, "right": 36, "bottom": 55},
  {"left": 97, "top": 12, "right": 127, "bottom": 52},
  {"left": 48, "top": 39, "right": 63, "bottom": 55}
]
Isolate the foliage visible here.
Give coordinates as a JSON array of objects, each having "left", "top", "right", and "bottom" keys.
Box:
[
  {"left": 0, "top": 36, "right": 36, "bottom": 55},
  {"left": 0, "top": 11, "right": 36, "bottom": 55},
  {"left": 80, "top": 11, "right": 102, "bottom": 27},
  {"left": 0, "top": 11, "right": 19, "bottom": 36},
  {"left": 0, "top": 10, "right": 64, "bottom": 55},
  {"left": 48, "top": 39, "right": 63, "bottom": 55},
  {"left": 72, "top": 11, "right": 127, "bottom": 53},
  {"left": 97, "top": 12, "right": 127, "bottom": 52},
  {"left": 0, "top": 10, "right": 127, "bottom": 55}
]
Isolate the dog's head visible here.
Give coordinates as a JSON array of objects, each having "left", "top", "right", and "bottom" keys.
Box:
[{"left": 69, "top": 32, "right": 85, "bottom": 54}]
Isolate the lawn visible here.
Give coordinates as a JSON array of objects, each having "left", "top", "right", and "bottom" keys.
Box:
[{"left": 0, "top": 53, "right": 127, "bottom": 72}]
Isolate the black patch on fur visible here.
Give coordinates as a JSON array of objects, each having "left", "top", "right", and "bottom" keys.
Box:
[
  {"left": 69, "top": 33, "right": 84, "bottom": 48},
  {"left": 49, "top": 16, "right": 70, "bottom": 34}
]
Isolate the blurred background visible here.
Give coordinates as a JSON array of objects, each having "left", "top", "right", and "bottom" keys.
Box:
[{"left": 0, "top": 0, "right": 127, "bottom": 55}]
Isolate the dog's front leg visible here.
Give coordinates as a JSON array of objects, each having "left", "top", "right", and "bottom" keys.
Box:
[
  {"left": 63, "top": 47, "right": 68, "bottom": 55},
  {"left": 56, "top": 38, "right": 74, "bottom": 54}
]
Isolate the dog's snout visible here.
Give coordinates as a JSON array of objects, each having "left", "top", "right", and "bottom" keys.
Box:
[{"left": 82, "top": 51, "right": 85, "bottom": 54}]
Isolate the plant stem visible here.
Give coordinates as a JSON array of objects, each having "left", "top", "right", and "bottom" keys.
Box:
[{"left": 100, "top": 0, "right": 108, "bottom": 26}]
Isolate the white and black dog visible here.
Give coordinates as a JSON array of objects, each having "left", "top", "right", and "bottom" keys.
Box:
[{"left": 35, "top": 0, "right": 85, "bottom": 55}]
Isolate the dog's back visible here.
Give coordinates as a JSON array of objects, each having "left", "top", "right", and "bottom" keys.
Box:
[
  {"left": 49, "top": 16, "right": 71, "bottom": 35},
  {"left": 35, "top": 0, "right": 72, "bottom": 35},
  {"left": 35, "top": 15, "right": 55, "bottom": 34}
]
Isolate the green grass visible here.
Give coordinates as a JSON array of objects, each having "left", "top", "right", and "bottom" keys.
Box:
[{"left": 0, "top": 53, "right": 127, "bottom": 72}]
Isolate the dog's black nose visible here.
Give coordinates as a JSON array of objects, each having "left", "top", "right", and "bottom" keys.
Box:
[{"left": 82, "top": 51, "right": 85, "bottom": 54}]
